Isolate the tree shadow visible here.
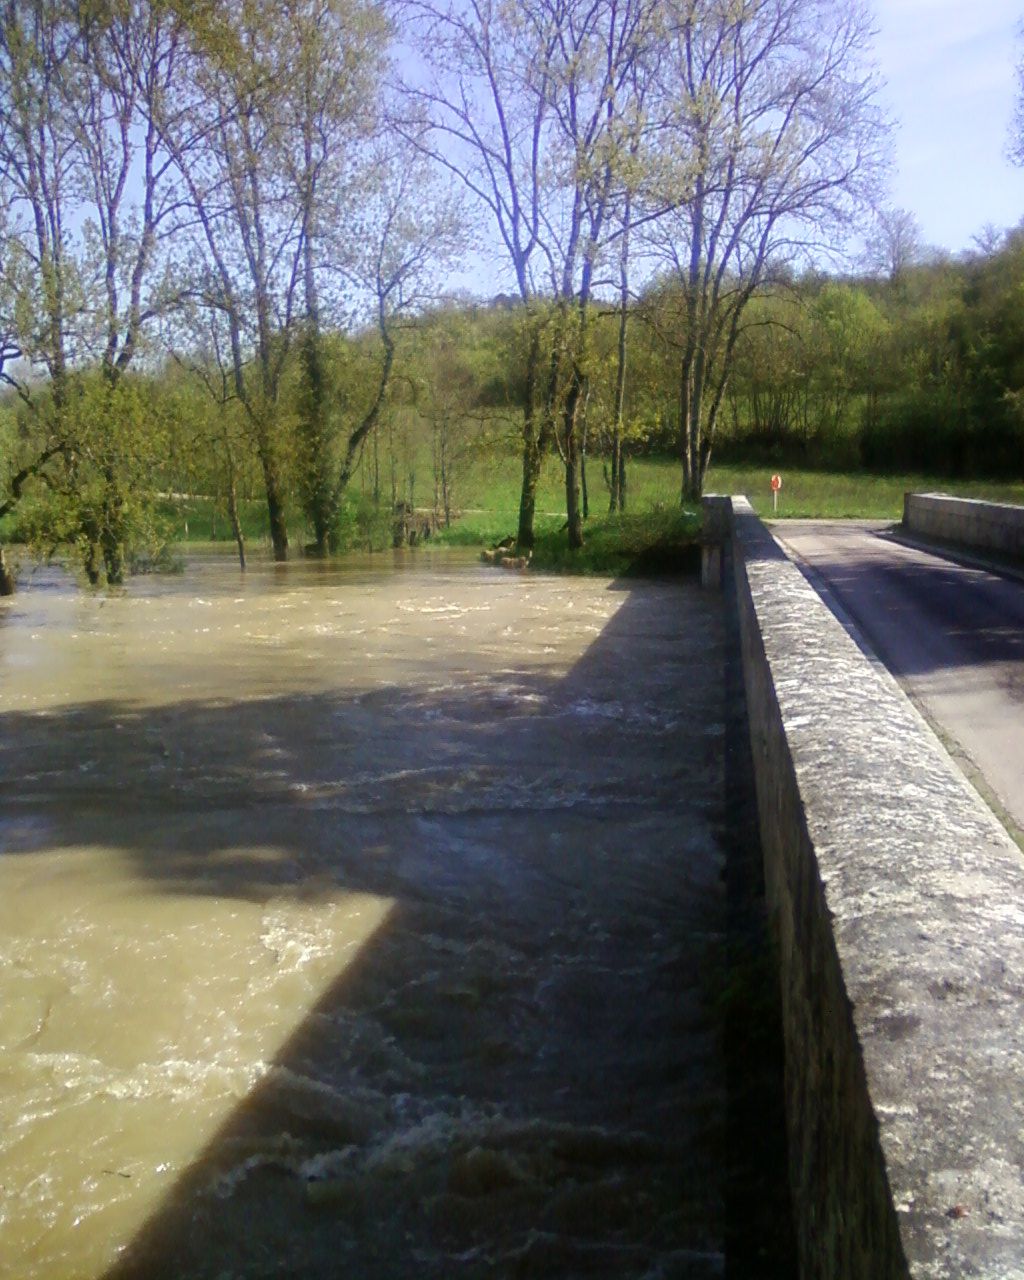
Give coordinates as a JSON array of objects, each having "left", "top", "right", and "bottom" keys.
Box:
[{"left": 0, "top": 575, "right": 747, "bottom": 1279}]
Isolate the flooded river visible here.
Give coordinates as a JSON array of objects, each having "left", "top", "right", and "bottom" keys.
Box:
[{"left": 0, "top": 550, "right": 728, "bottom": 1279}]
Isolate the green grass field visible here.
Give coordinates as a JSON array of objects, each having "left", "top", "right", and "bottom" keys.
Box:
[
  {"left": 432, "top": 455, "right": 1024, "bottom": 573},
  {"left": 706, "top": 465, "right": 1024, "bottom": 520},
  {"left": 439, "top": 454, "right": 1024, "bottom": 531}
]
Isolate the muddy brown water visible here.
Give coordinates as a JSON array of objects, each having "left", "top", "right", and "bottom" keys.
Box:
[{"left": 0, "top": 549, "right": 728, "bottom": 1279}]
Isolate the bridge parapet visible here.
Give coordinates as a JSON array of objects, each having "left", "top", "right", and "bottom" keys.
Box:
[
  {"left": 720, "top": 494, "right": 1024, "bottom": 1279},
  {"left": 904, "top": 491, "right": 1024, "bottom": 559}
]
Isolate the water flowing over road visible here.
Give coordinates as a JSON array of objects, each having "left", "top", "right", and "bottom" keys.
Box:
[{"left": 0, "top": 550, "right": 728, "bottom": 1280}]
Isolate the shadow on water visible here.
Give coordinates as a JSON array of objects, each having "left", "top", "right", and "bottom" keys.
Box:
[{"left": 0, "top": 569, "right": 793, "bottom": 1279}]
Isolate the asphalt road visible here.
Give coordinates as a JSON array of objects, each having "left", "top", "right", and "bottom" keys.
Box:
[{"left": 771, "top": 519, "right": 1024, "bottom": 840}]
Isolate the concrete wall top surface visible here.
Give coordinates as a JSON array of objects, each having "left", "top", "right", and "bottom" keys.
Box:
[
  {"left": 908, "top": 493, "right": 1024, "bottom": 514},
  {"left": 732, "top": 496, "right": 1024, "bottom": 1277}
]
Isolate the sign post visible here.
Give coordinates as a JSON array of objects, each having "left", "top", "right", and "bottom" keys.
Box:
[{"left": 771, "top": 473, "right": 782, "bottom": 514}]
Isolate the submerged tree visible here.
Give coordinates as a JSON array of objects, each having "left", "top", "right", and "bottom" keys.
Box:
[
  {"left": 0, "top": 0, "right": 183, "bottom": 585},
  {"left": 278, "top": 0, "right": 388, "bottom": 555},
  {"left": 153, "top": 1, "right": 316, "bottom": 561},
  {"left": 310, "top": 140, "right": 462, "bottom": 551}
]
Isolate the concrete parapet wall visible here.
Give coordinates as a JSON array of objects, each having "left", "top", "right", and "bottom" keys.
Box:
[
  {"left": 904, "top": 492, "right": 1024, "bottom": 558},
  {"left": 725, "top": 495, "right": 1024, "bottom": 1278}
]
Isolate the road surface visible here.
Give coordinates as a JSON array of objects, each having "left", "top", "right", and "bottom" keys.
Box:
[{"left": 771, "top": 519, "right": 1024, "bottom": 841}]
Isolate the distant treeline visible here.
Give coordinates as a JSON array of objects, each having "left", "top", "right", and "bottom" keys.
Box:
[
  {"left": 713, "top": 233, "right": 1024, "bottom": 479},
  {"left": 6, "top": 226, "right": 1024, "bottom": 566}
]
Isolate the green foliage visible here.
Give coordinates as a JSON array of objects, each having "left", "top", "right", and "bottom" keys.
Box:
[{"left": 529, "top": 508, "right": 702, "bottom": 576}]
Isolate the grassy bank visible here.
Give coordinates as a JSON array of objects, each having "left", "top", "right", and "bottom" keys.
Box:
[{"left": 527, "top": 508, "right": 702, "bottom": 576}]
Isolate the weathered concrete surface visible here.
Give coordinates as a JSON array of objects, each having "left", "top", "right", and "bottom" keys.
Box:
[
  {"left": 771, "top": 518, "right": 1024, "bottom": 841},
  {"left": 701, "top": 495, "right": 732, "bottom": 589},
  {"left": 905, "top": 492, "right": 1024, "bottom": 560},
  {"left": 730, "top": 496, "right": 1024, "bottom": 1279}
]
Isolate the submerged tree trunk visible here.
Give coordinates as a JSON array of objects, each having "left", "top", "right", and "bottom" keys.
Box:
[
  {"left": 0, "top": 547, "right": 14, "bottom": 596},
  {"left": 84, "top": 541, "right": 102, "bottom": 586},
  {"left": 299, "top": 330, "right": 333, "bottom": 557},
  {"left": 101, "top": 466, "right": 126, "bottom": 586},
  {"left": 259, "top": 448, "right": 289, "bottom": 561},
  {"left": 80, "top": 498, "right": 103, "bottom": 586},
  {"left": 516, "top": 329, "right": 546, "bottom": 550},
  {"left": 226, "top": 477, "right": 246, "bottom": 571}
]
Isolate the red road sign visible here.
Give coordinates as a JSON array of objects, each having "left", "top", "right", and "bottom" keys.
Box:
[{"left": 770, "top": 474, "right": 782, "bottom": 492}]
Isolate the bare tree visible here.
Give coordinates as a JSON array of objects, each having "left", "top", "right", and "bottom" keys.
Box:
[
  {"left": 651, "top": 0, "right": 887, "bottom": 501},
  {"left": 863, "top": 206, "right": 923, "bottom": 285},
  {"left": 396, "top": 0, "right": 557, "bottom": 548},
  {"left": 1010, "top": 20, "right": 1024, "bottom": 169},
  {"left": 537, "top": 0, "right": 659, "bottom": 548},
  {"left": 321, "top": 141, "right": 463, "bottom": 537},
  {"left": 399, "top": 0, "right": 658, "bottom": 549}
]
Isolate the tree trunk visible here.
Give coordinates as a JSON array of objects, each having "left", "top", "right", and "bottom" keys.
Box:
[
  {"left": 612, "top": 194, "right": 632, "bottom": 515},
  {"left": 432, "top": 420, "right": 441, "bottom": 529},
  {"left": 227, "top": 476, "right": 246, "bottom": 571},
  {"left": 516, "top": 329, "right": 545, "bottom": 550},
  {"left": 0, "top": 547, "right": 14, "bottom": 596},
  {"left": 84, "top": 540, "right": 102, "bottom": 587},
  {"left": 101, "top": 467, "right": 126, "bottom": 586},
  {"left": 580, "top": 419, "right": 589, "bottom": 521},
  {"left": 78, "top": 500, "right": 103, "bottom": 586},
  {"left": 680, "top": 346, "right": 706, "bottom": 504},
  {"left": 680, "top": 190, "right": 706, "bottom": 506},
  {"left": 565, "top": 437, "right": 583, "bottom": 550},
  {"left": 300, "top": 330, "right": 332, "bottom": 557},
  {"left": 441, "top": 427, "right": 452, "bottom": 527},
  {"left": 260, "top": 452, "right": 289, "bottom": 561},
  {"left": 518, "top": 418, "right": 543, "bottom": 549},
  {"left": 563, "top": 369, "right": 585, "bottom": 551},
  {"left": 102, "top": 532, "right": 125, "bottom": 585}
]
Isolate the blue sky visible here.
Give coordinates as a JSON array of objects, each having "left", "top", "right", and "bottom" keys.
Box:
[{"left": 875, "top": 0, "right": 1024, "bottom": 251}]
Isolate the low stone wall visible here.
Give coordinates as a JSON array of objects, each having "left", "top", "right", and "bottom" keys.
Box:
[
  {"left": 723, "top": 495, "right": 1024, "bottom": 1279},
  {"left": 904, "top": 492, "right": 1024, "bottom": 559}
]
